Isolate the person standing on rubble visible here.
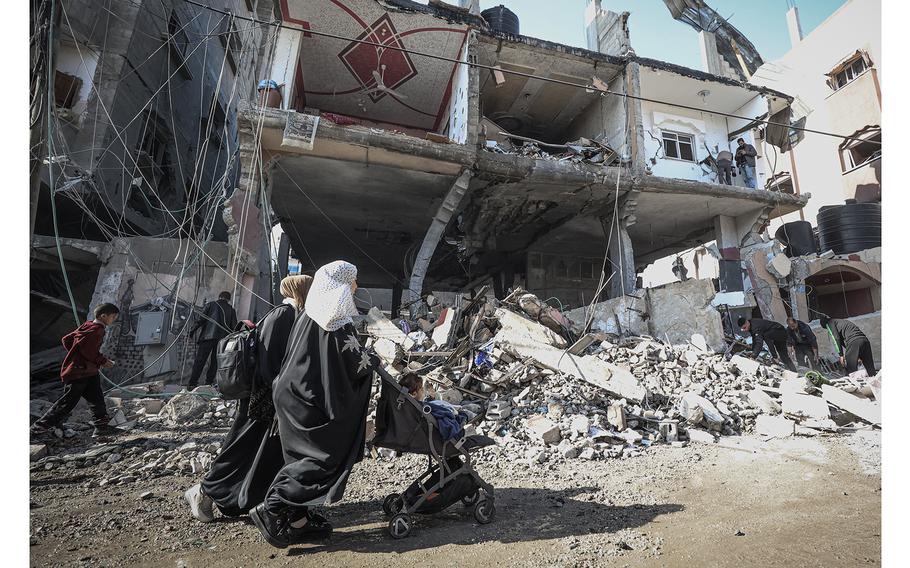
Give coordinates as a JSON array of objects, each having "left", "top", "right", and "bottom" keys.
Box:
[
  {"left": 250, "top": 261, "right": 374, "bottom": 548},
  {"left": 30, "top": 303, "right": 123, "bottom": 438},
  {"left": 187, "top": 291, "right": 237, "bottom": 389},
  {"left": 819, "top": 316, "right": 877, "bottom": 374},
  {"left": 184, "top": 275, "right": 313, "bottom": 523},
  {"left": 786, "top": 317, "right": 819, "bottom": 370},
  {"left": 735, "top": 138, "right": 758, "bottom": 189},
  {"left": 738, "top": 316, "right": 797, "bottom": 372}
]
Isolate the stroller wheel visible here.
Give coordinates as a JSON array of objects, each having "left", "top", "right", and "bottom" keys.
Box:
[
  {"left": 473, "top": 498, "right": 495, "bottom": 524},
  {"left": 461, "top": 490, "right": 479, "bottom": 507},
  {"left": 388, "top": 513, "right": 412, "bottom": 539},
  {"left": 382, "top": 493, "right": 403, "bottom": 517}
]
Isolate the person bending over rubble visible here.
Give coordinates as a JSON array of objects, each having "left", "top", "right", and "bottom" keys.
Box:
[
  {"left": 250, "top": 261, "right": 374, "bottom": 548},
  {"left": 820, "top": 316, "right": 877, "bottom": 375},
  {"left": 31, "top": 303, "right": 124, "bottom": 438},
  {"left": 786, "top": 317, "right": 819, "bottom": 370},
  {"left": 184, "top": 275, "right": 313, "bottom": 522},
  {"left": 738, "top": 316, "right": 797, "bottom": 372}
]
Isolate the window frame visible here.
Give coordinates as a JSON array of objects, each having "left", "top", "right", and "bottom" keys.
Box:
[
  {"left": 828, "top": 52, "right": 872, "bottom": 92},
  {"left": 661, "top": 130, "right": 696, "bottom": 163},
  {"left": 838, "top": 126, "right": 881, "bottom": 173}
]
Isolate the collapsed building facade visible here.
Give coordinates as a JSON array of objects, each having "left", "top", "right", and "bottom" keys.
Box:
[{"left": 228, "top": 0, "right": 804, "bottom": 324}]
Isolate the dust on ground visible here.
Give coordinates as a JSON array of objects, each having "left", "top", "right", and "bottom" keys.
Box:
[{"left": 29, "top": 427, "right": 880, "bottom": 568}]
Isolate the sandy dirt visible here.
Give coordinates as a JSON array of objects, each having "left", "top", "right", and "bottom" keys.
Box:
[{"left": 30, "top": 428, "right": 880, "bottom": 568}]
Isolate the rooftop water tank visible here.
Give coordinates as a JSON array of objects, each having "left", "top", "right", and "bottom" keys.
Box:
[
  {"left": 481, "top": 5, "right": 519, "bottom": 35},
  {"left": 774, "top": 220, "right": 817, "bottom": 257},
  {"left": 817, "top": 201, "right": 881, "bottom": 255}
]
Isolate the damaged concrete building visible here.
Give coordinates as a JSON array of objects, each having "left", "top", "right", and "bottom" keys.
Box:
[
  {"left": 30, "top": 0, "right": 279, "bottom": 387},
  {"left": 229, "top": 0, "right": 804, "bottom": 326}
]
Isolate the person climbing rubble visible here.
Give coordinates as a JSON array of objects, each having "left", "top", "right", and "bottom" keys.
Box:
[{"left": 738, "top": 317, "right": 796, "bottom": 372}]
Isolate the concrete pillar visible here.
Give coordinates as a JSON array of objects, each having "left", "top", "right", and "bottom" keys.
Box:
[
  {"left": 698, "top": 31, "right": 725, "bottom": 77},
  {"left": 608, "top": 220, "right": 635, "bottom": 299},
  {"left": 269, "top": 26, "right": 303, "bottom": 110},
  {"left": 465, "top": 39, "right": 481, "bottom": 148},
  {"left": 713, "top": 215, "right": 744, "bottom": 292},
  {"left": 391, "top": 283, "right": 402, "bottom": 319},
  {"left": 786, "top": 6, "right": 804, "bottom": 48},
  {"left": 624, "top": 62, "right": 647, "bottom": 175},
  {"left": 407, "top": 169, "right": 473, "bottom": 315}
]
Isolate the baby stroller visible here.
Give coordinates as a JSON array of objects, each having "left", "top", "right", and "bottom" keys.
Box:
[{"left": 372, "top": 367, "right": 496, "bottom": 539}]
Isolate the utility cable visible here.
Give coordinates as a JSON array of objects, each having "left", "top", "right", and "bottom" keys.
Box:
[{"left": 179, "top": 0, "right": 879, "bottom": 147}]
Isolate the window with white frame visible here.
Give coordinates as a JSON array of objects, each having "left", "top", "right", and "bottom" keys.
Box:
[
  {"left": 827, "top": 51, "right": 872, "bottom": 92},
  {"left": 661, "top": 131, "right": 695, "bottom": 162},
  {"left": 839, "top": 126, "right": 881, "bottom": 172}
]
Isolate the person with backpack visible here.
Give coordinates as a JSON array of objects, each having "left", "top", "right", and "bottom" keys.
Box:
[
  {"left": 31, "top": 303, "right": 123, "bottom": 438},
  {"left": 250, "top": 261, "right": 374, "bottom": 547},
  {"left": 187, "top": 291, "right": 237, "bottom": 389},
  {"left": 184, "top": 275, "right": 313, "bottom": 522}
]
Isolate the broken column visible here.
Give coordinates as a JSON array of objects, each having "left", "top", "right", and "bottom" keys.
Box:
[
  {"left": 606, "top": 196, "right": 638, "bottom": 299},
  {"left": 713, "top": 215, "right": 744, "bottom": 293}
]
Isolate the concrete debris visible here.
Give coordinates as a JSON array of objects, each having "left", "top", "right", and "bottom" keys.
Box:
[
  {"left": 747, "top": 388, "right": 781, "bottom": 415},
  {"left": 781, "top": 392, "right": 831, "bottom": 421},
  {"left": 160, "top": 393, "right": 209, "bottom": 426},
  {"left": 30, "top": 444, "right": 48, "bottom": 462},
  {"left": 754, "top": 415, "right": 795, "bottom": 438},
  {"left": 821, "top": 385, "right": 881, "bottom": 426},
  {"left": 685, "top": 428, "right": 715, "bottom": 444}
]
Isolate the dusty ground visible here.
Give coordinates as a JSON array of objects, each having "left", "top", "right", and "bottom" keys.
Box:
[{"left": 30, "top": 426, "right": 880, "bottom": 568}]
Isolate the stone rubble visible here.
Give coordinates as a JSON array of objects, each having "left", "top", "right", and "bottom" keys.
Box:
[{"left": 360, "top": 288, "right": 883, "bottom": 465}]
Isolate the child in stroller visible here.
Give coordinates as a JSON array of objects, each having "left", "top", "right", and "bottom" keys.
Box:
[{"left": 372, "top": 370, "right": 496, "bottom": 539}]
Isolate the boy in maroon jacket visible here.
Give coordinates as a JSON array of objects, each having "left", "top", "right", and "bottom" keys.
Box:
[{"left": 31, "top": 303, "right": 121, "bottom": 437}]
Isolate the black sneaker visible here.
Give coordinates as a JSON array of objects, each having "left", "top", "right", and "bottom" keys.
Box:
[
  {"left": 92, "top": 424, "right": 124, "bottom": 438},
  {"left": 287, "top": 511, "right": 332, "bottom": 541},
  {"left": 30, "top": 422, "right": 54, "bottom": 436},
  {"left": 250, "top": 503, "right": 291, "bottom": 549}
]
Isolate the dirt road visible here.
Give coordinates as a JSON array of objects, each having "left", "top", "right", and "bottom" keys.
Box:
[{"left": 30, "top": 430, "right": 880, "bottom": 567}]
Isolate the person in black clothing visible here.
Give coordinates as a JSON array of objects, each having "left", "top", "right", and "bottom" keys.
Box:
[
  {"left": 188, "top": 291, "right": 237, "bottom": 388},
  {"left": 250, "top": 261, "right": 373, "bottom": 548},
  {"left": 820, "top": 316, "right": 877, "bottom": 374},
  {"left": 738, "top": 316, "right": 797, "bottom": 372},
  {"left": 185, "top": 276, "right": 313, "bottom": 522},
  {"left": 786, "top": 317, "right": 819, "bottom": 370}
]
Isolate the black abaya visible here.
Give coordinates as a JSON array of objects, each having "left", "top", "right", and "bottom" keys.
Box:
[
  {"left": 264, "top": 314, "right": 373, "bottom": 513},
  {"left": 201, "top": 303, "right": 296, "bottom": 515}
]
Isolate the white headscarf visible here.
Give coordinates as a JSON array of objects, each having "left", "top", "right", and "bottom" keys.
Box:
[{"left": 304, "top": 260, "right": 359, "bottom": 332}]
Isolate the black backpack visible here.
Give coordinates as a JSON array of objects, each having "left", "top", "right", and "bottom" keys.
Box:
[{"left": 215, "top": 321, "right": 258, "bottom": 399}]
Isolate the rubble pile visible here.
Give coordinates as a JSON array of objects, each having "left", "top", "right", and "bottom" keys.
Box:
[
  {"left": 483, "top": 135, "right": 618, "bottom": 166},
  {"left": 362, "top": 288, "right": 882, "bottom": 464}
]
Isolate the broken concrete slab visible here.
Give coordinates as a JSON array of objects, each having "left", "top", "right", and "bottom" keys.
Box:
[
  {"left": 822, "top": 385, "right": 881, "bottom": 426},
  {"left": 679, "top": 392, "right": 724, "bottom": 426},
  {"left": 30, "top": 444, "right": 48, "bottom": 462},
  {"left": 767, "top": 253, "right": 792, "bottom": 279},
  {"left": 365, "top": 307, "right": 415, "bottom": 350},
  {"left": 754, "top": 415, "right": 795, "bottom": 438},
  {"left": 494, "top": 307, "right": 567, "bottom": 349},
  {"left": 161, "top": 393, "right": 209, "bottom": 426},
  {"left": 731, "top": 355, "right": 761, "bottom": 375},
  {"left": 782, "top": 392, "right": 831, "bottom": 420},
  {"left": 526, "top": 415, "right": 561, "bottom": 445},
  {"left": 747, "top": 388, "right": 781, "bottom": 415},
  {"left": 607, "top": 402, "right": 627, "bottom": 430},
  {"left": 686, "top": 428, "right": 716, "bottom": 444}
]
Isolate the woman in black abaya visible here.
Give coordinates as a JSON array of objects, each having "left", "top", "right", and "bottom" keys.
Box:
[
  {"left": 250, "top": 260, "right": 374, "bottom": 548},
  {"left": 184, "top": 275, "right": 312, "bottom": 522}
]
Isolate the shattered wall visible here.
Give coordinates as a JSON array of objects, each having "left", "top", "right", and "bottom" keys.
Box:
[
  {"left": 647, "top": 278, "right": 725, "bottom": 351},
  {"left": 565, "top": 278, "right": 725, "bottom": 352},
  {"left": 563, "top": 72, "right": 627, "bottom": 152}
]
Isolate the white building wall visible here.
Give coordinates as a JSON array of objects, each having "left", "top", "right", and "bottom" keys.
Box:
[
  {"left": 444, "top": 41, "right": 470, "bottom": 144},
  {"left": 750, "top": 0, "right": 881, "bottom": 232}
]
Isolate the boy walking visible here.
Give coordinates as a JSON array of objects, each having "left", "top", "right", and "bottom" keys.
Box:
[{"left": 31, "top": 303, "right": 121, "bottom": 438}]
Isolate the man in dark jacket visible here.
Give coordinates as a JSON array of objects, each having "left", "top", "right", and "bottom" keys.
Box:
[
  {"left": 31, "top": 303, "right": 121, "bottom": 437},
  {"left": 735, "top": 137, "right": 758, "bottom": 188},
  {"left": 738, "top": 316, "right": 796, "bottom": 372},
  {"left": 188, "top": 291, "right": 237, "bottom": 388},
  {"left": 786, "top": 317, "right": 819, "bottom": 370},
  {"left": 820, "top": 316, "right": 877, "bottom": 374}
]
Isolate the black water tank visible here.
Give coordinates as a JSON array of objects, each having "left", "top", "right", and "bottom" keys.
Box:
[
  {"left": 481, "top": 5, "right": 519, "bottom": 35},
  {"left": 775, "top": 220, "right": 817, "bottom": 257},
  {"left": 817, "top": 202, "right": 881, "bottom": 254}
]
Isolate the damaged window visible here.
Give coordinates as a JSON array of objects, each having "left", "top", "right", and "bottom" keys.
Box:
[
  {"left": 840, "top": 127, "right": 881, "bottom": 171},
  {"left": 662, "top": 131, "right": 695, "bottom": 162},
  {"left": 828, "top": 52, "right": 871, "bottom": 92},
  {"left": 219, "top": 12, "right": 243, "bottom": 74}
]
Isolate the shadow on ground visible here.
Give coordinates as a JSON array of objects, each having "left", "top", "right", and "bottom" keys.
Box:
[{"left": 280, "top": 486, "right": 683, "bottom": 555}]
